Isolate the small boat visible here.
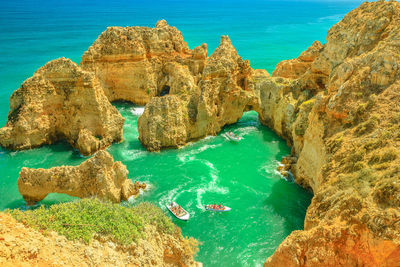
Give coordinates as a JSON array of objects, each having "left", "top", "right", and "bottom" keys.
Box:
[
  {"left": 204, "top": 204, "right": 232, "bottom": 212},
  {"left": 223, "top": 132, "right": 242, "bottom": 142},
  {"left": 166, "top": 202, "right": 190, "bottom": 221}
]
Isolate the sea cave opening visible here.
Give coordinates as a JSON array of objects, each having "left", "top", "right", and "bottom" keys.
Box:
[{"left": 160, "top": 85, "right": 170, "bottom": 96}]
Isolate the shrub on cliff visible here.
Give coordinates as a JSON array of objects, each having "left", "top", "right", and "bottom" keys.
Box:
[{"left": 7, "top": 198, "right": 177, "bottom": 245}]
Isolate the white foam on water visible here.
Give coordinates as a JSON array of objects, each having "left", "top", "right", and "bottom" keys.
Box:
[
  {"left": 195, "top": 188, "right": 206, "bottom": 210},
  {"left": 259, "top": 160, "right": 281, "bottom": 176},
  {"left": 158, "top": 180, "right": 191, "bottom": 208},
  {"left": 121, "top": 149, "right": 147, "bottom": 161},
  {"left": 200, "top": 159, "right": 229, "bottom": 194},
  {"left": 237, "top": 126, "right": 258, "bottom": 135},
  {"left": 130, "top": 106, "right": 145, "bottom": 116},
  {"left": 177, "top": 143, "right": 222, "bottom": 163}
]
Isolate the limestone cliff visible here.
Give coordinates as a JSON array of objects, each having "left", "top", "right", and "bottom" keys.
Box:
[
  {"left": 264, "top": 1, "right": 400, "bottom": 265},
  {"left": 138, "top": 36, "right": 261, "bottom": 151},
  {"left": 0, "top": 211, "right": 200, "bottom": 267},
  {"left": 81, "top": 20, "right": 207, "bottom": 105},
  {"left": 18, "top": 150, "right": 145, "bottom": 205},
  {"left": 0, "top": 58, "right": 125, "bottom": 156},
  {"left": 272, "top": 41, "right": 322, "bottom": 79}
]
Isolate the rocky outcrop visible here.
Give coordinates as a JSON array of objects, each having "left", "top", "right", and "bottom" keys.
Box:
[
  {"left": 138, "top": 36, "right": 261, "bottom": 151},
  {"left": 0, "top": 58, "right": 125, "bottom": 156},
  {"left": 17, "top": 150, "right": 145, "bottom": 204},
  {"left": 0, "top": 212, "right": 200, "bottom": 267},
  {"left": 81, "top": 20, "right": 207, "bottom": 105},
  {"left": 264, "top": 1, "right": 400, "bottom": 265},
  {"left": 272, "top": 41, "right": 322, "bottom": 79}
]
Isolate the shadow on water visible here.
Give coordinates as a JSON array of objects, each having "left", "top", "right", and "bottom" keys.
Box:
[
  {"left": 4, "top": 193, "right": 79, "bottom": 211},
  {"left": 264, "top": 179, "right": 313, "bottom": 235}
]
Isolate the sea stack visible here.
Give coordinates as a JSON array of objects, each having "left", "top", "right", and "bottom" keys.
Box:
[
  {"left": 81, "top": 20, "right": 207, "bottom": 105},
  {"left": 137, "top": 35, "right": 263, "bottom": 151},
  {"left": 0, "top": 58, "right": 125, "bottom": 156},
  {"left": 17, "top": 150, "right": 145, "bottom": 204}
]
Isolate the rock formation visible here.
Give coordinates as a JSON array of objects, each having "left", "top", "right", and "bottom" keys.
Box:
[
  {"left": 263, "top": 1, "right": 400, "bottom": 265},
  {"left": 0, "top": 58, "right": 125, "bottom": 156},
  {"left": 18, "top": 150, "right": 145, "bottom": 204},
  {"left": 81, "top": 20, "right": 207, "bottom": 105},
  {"left": 0, "top": 212, "right": 200, "bottom": 266},
  {"left": 133, "top": 2, "right": 400, "bottom": 265},
  {"left": 272, "top": 41, "right": 322, "bottom": 79},
  {"left": 137, "top": 35, "right": 262, "bottom": 151}
]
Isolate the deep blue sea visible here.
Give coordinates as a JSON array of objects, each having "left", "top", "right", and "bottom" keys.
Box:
[{"left": 0, "top": 1, "right": 364, "bottom": 266}]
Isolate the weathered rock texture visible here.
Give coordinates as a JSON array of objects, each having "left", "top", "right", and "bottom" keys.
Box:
[
  {"left": 138, "top": 35, "right": 262, "bottom": 151},
  {"left": 272, "top": 40, "right": 322, "bottom": 79},
  {"left": 263, "top": 1, "right": 400, "bottom": 265},
  {"left": 0, "top": 212, "right": 200, "bottom": 267},
  {"left": 0, "top": 58, "right": 125, "bottom": 156},
  {"left": 134, "top": 2, "right": 400, "bottom": 265},
  {"left": 18, "top": 150, "right": 145, "bottom": 204},
  {"left": 81, "top": 20, "right": 207, "bottom": 105}
]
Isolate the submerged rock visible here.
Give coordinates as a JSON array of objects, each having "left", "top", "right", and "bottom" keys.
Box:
[
  {"left": 17, "top": 150, "right": 145, "bottom": 204},
  {"left": 0, "top": 58, "right": 125, "bottom": 156}
]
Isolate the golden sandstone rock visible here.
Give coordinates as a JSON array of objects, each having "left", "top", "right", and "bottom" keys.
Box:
[
  {"left": 17, "top": 150, "right": 145, "bottom": 205},
  {"left": 81, "top": 19, "right": 206, "bottom": 105},
  {"left": 264, "top": 1, "right": 400, "bottom": 265},
  {"left": 0, "top": 58, "right": 124, "bottom": 156},
  {"left": 272, "top": 41, "right": 322, "bottom": 79},
  {"left": 0, "top": 213, "right": 199, "bottom": 267},
  {"left": 1, "top": 4, "right": 400, "bottom": 264},
  {"left": 138, "top": 35, "right": 261, "bottom": 151}
]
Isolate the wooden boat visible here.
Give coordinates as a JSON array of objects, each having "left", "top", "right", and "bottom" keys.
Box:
[{"left": 166, "top": 202, "right": 190, "bottom": 221}]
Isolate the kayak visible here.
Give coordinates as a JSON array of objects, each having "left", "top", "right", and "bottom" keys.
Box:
[
  {"left": 204, "top": 205, "right": 232, "bottom": 212},
  {"left": 223, "top": 132, "right": 242, "bottom": 142},
  {"left": 166, "top": 202, "right": 190, "bottom": 221}
]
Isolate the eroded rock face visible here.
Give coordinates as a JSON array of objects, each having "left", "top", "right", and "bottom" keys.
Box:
[
  {"left": 264, "top": 1, "right": 400, "bottom": 265},
  {"left": 0, "top": 212, "right": 200, "bottom": 267},
  {"left": 272, "top": 41, "right": 322, "bottom": 79},
  {"left": 138, "top": 36, "right": 261, "bottom": 151},
  {"left": 17, "top": 150, "right": 145, "bottom": 204},
  {"left": 81, "top": 20, "right": 207, "bottom": 105},
  {"left": 0, "top": 58, "right": 125, "bottom": 156}
]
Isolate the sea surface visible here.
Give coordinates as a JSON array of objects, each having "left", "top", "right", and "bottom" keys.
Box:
[{"left": 0, "top": 0, "right": 362, "bottom": 266}]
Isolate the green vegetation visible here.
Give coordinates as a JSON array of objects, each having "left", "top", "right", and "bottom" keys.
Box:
[{"left": 7, "top": 199, "right": 176, "bottom": 245}]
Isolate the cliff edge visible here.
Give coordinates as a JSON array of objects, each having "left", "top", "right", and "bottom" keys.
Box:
[{"left": 264, "top": 1, "right": 400, "bottom": 265}]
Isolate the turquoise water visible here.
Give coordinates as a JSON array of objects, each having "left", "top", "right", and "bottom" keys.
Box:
[{"left": 0, "top": 0, "right": 364, "bottom": 266}]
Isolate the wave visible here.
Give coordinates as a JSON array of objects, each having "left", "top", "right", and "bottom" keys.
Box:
[
  {"left": 259, "top": 160, "right": 281, "bottom": 177},
  {"left": 120, "top": 149, "right": 147, "bottom": 161},
  {"left": 200, "top": 159, "right": 229, "bottom": 194},
  {"left": 177, "top": 143, "right": 222, "bottom": 163},
  {"left": 235, "top": 126, "right": 258, "bottom": 137},
  {"left": 130, "top": 106, "right": 145, "bottom": 116}
]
